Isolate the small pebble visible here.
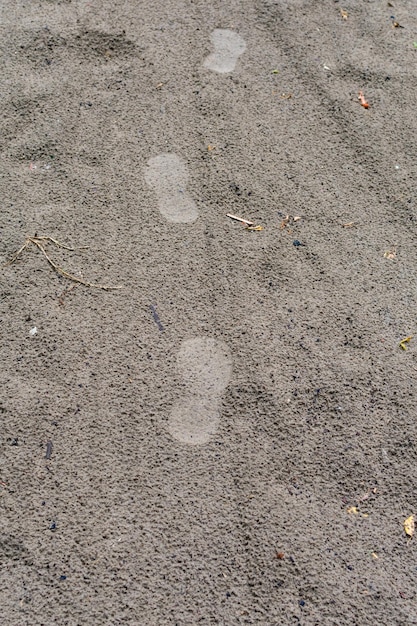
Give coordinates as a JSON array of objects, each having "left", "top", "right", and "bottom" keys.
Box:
[
  {"left": 29, "top": 327, "right": 38, "bottom": 336},
  {"left": 293, "top": 240, "right": 306, "bottom": 247},
  {"left": 299, "top": 600, "right": 305, "bottom": 607},
  {"left": 60, "top": 575, "right": 67, "bottom": 581}
]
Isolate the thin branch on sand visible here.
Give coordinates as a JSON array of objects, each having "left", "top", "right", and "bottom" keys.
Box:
[
  {"left": 2, "top": 236, "right": 122, "bottom": 291},
  {"left": 226, "top": 213, "right": 254, "bottom": 226}
]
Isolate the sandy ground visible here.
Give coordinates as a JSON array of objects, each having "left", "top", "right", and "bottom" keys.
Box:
[{"left": 1, "top": 0, "right": 417, "bottom": 624}]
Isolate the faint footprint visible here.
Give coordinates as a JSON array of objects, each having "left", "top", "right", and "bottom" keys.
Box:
[
  {"left": 168, "top": 338, "right": 233, "bottom": 445},
  {"left": 203, "top": 29, "right": 246, "bottom": 74},
  {"left": 144, "top": 153, "right": 199, "bottom": 223}
]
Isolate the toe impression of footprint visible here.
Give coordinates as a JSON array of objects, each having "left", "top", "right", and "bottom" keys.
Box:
[
  {"left": 203, "top": 29, "right": 246, "bottom": 74},
  {"left": 168, "top": 337, "right": 233, "bottom": 445},
  {"left": 144, "top": 153, "right": 199, "bottom": 224}
]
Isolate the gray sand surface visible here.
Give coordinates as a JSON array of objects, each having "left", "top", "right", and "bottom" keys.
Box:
[{"left": 1, "top": 0, "right": 417, "bottom": 624}]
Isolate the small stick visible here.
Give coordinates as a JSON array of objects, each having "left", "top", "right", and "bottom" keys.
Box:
[
  {"left": 1, "top": 239, "right": 30, "bottom": 268},
  {"left": 226, "top": 214, "right": 254, "bottom": 226},
  {"left": 4, "top": 236, "right": 122, "bottom": 291},
  {"left": 45, "top": 441, "right": 53, "bottom": 460},
  {"left": 32, "top": 239, "right": 121, "bottom": 290},
  {"left": 35, "top": 236, "right": 87, "bottom": 251}
]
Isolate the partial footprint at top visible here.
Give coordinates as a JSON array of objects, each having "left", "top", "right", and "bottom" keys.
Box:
[
  {"left": 203, "top": 29, "right": 246, "bottom": 74},
  {"left": 144, "top": 153, "right": 199, "bottom": 224},
  {"left": 168, "top": 337, "right": 233, "bottom": 445}
]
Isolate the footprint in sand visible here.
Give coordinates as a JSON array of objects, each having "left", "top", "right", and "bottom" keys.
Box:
[
  {"left": 203, "top": 29, "right": 246, "bottom": 74},
  {"left": 144, "top": 153, "right": 199, "bottom": 224},
  {"left": 168, "top": 338, "right": 233, "bottom": 445}
]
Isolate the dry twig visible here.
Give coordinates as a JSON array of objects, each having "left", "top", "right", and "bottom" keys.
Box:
[
  {"left": 2, "top": 236, "right": 121, "bottom": 291},
  {"left": 226, "top": 214, "right": 254, "bottom": 226}
]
